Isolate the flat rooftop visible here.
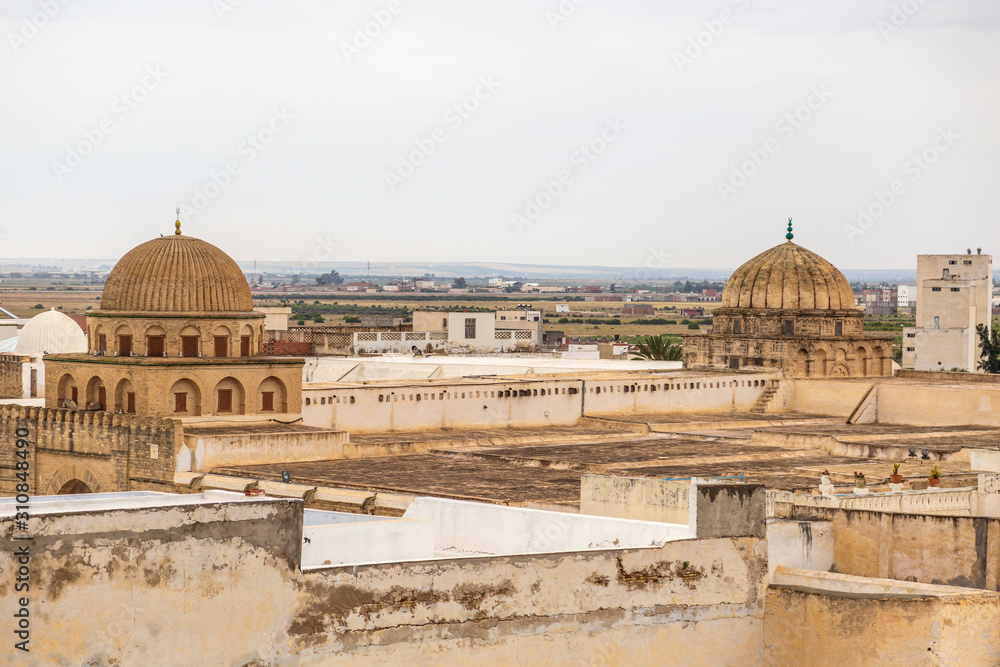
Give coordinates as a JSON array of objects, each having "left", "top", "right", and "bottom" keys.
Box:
[{"left": 213, "top": 414, "right": 998, "bottom": 508}]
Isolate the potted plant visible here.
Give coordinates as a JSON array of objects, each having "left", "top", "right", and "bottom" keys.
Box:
[
  {"left": 929, "top": 465, "right": 941, "bottom": 487},
  {"left": 890, "top": 462, "right": 903, "bottom": 484},
  {"left": 853, "top": 471, "right": 869, "bottom": 494}
]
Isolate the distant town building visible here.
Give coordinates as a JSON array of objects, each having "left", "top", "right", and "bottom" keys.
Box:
[
  {"left": 896, "top": 283, "right": 918, "bottom": 309},
  {"left": 679, "top": 307, "right": 705, "bottom": 318},
  {"left": 555, "top": 304, "right": 570, "bottom": 313},
  {"left": 622, "top": 304, "right": 654, "bottom": 316},
  {"left": 902, "top": 251, "right": 993, "bottom": 371}
]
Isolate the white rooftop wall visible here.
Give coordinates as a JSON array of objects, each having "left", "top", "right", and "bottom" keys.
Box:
[{"left": 403, "top": 497, "right": 691, "bottom": 556}]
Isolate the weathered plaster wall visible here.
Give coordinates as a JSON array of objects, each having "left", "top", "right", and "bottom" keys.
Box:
[
  {"left": 874, "top": 382, "right": 1000, "bottom": 426},
  {"left": 290, "top": 536, "right": 767, "bottom": 665},
  {"left": 792, "top": 507, "right": 1000, "bottom": 590},
  {"left": 765, "top": 570, "right": 1000, "bottom": 666},
  {"left": 302, "top": 379, "right": 583, "bottom": 432},
  {"left": 302, "top": 372, "right": 775, "bottom": 433},
  {"left": 0, "top": 501, "right": 767, "bottom": 665},
  {"left": 582, "top": 373, "right": 774, "bottom": 416},
  {"left": 766, "top": 520, "right": 834, "bottom": 576},
  {"left": 0, "top": 499, "right": 302, "bottom": 665},
  {"left": 785, "top": 379, "right": 873, "bottom": 417},
  {"left": 581, "top": 475, "right": 691, "bottom": 525},
  {"left": 177, "top": 428, "right": 350, "bottom": 472},
  {"left": 789, "top": 378, "right": 1000, "bottom": 427},
  {"left": 580, "top": 475, "right": 766, "bottom": 540}
]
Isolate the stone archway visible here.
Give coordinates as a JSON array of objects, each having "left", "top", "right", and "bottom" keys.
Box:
[
  {"left": 44, "top": 463, "right": 105, "bottom": 496},
  {"left": 58, "top": 479, "right": 92, "bottom": 494},
  {"left": 812, "top": 348, "right": 828, "bottom": 377},
  {"left": 855, "top": 346, "right": 869, "bottom": 377},
  {"left": 793, "top": 348, "right": 809, "bottom": 377}
]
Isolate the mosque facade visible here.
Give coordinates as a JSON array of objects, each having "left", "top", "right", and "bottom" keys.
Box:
[{"left": 683, "top": 222, "right": 895, "bottom": 377}]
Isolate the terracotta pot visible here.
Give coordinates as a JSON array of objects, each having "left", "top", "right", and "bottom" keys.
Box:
[
  {"left": 890, "top": 474, "right": 903, "bottom": 484},
  {"left": 928, "top": 478, "right": 940, "bottom": 487}
]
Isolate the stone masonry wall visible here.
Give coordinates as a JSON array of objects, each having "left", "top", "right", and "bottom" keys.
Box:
[
  {"left": 0, "top": 404, "right": 181, "bottom": 497},
  {"left": 0, "top": 355, "right": 26, "bottom": 399}
]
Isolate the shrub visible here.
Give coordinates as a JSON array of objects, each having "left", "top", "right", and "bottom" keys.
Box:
[
  {"left": 687, "top": 322, "right": 700, "bottom": 329},
  {"left": 32, "top": 304, "right": 43, "bottom": 309}
]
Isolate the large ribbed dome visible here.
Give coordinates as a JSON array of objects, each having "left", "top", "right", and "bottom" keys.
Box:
[
  {"left": 101, "top": 235, "right": 253, "bottom": 313},
  {"left": 17, "top": 309, "right": 87, "bottom": 355},
  {"left": 721, "top": 240, "right": 857, "bottom": 310}
]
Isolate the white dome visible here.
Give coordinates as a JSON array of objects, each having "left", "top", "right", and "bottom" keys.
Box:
[{"left": 16, "top": 309, "right": 87, "bottom": 355}]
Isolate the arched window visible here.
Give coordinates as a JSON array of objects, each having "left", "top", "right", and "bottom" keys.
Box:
[
  {"left": 169, "top": 378, "right": 202, "bottom": 416},
  {"left": 257, "top": 376, "right": 287, "bottom": 413},
  {"left": 114, "top": 378, "right": 136, "bottom": 414},
  {"left": 213, "top": 377, "right": 245, "bottom": 415},
  {"left": 85, "top": 376, "right": 106, "bottom": 411},
  {"left": 57, "top": 374, "right": 79, "bottom": 406},
  {"left": 213, "top": 326, "right": 232, "bottom": 358}
]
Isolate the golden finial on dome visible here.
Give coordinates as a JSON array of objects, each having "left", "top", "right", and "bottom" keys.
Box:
[{"left": 175, "top": 207, "right": 182, "bottom": 235}]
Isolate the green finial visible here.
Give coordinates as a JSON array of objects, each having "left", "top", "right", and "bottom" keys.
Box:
[{"left": 785, "top": 217, "right": 793, "bottom": 241}]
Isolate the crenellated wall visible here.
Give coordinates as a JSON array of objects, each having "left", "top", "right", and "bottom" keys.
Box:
[{"left": 0, "top": 403, "right": 181, "bottom": 496}]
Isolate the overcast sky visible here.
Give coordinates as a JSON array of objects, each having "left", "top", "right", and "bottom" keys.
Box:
[{"left": 2, "top": 0, "right": 998, "bottom": 272}]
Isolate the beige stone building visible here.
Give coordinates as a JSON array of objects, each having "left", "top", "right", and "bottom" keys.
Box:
[
  {"left": 683, "top": 225, "right": 894, "bottom": 376},
  {"left": 44, "top": 227, "right": 302, "bottom": 418},
  {"left": 902, "top": 251, "right": 993, "bottom": 371}
]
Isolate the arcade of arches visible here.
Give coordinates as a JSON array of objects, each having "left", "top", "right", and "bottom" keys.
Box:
[{"left": 45, "top": 362, "right": 300, "bottom": 417}]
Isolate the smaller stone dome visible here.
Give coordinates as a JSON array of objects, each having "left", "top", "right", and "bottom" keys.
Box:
[
  {"left": 721, "top": 241, "right": 857, "bottom": 311},
  {"left": 17, "top": 309, "right": 87, "bottom": 355}
]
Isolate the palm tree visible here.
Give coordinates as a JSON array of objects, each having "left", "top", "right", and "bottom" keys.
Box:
[
  {"left": 976, "top": 323, "right": 1000, "bottom": 373},
  {"left": 632, "top": 334, "right": 683, "bottom": 361}
]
